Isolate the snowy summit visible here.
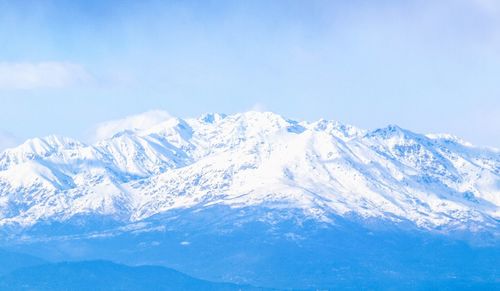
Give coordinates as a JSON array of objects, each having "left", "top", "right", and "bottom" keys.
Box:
[{"left": 0, "top": 111, "right": 498, "bottom": 233}]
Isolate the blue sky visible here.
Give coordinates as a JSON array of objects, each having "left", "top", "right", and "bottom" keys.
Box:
[{"left": 0, "top": 0, "right": 499, "bottom": 147}]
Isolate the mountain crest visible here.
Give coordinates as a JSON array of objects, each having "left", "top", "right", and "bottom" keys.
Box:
[{"left": 0, "top": 111, "right": 498, "bottom": 232}]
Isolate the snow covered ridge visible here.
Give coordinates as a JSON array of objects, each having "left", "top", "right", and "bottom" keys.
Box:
[{"left": 0, "top": 111, "right": 498, "bottom": 231}]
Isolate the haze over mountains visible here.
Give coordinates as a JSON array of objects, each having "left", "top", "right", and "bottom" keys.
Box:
[
  {"left": 0, "top": 111, "right": 498, "bottom": 289},
  {"left": 0, "top": 111, "right": 498, "bottom": 232},
  {"left": 0, "top": 258, "right": 262, "bottom": 291}
]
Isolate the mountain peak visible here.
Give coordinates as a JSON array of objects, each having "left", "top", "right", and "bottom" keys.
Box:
[
  {"left": 199, "top": 112, "right": 227, "bottom": 124},
  {"left": 0, "top": 111, "right": 498, "bottom": 232},
  {"left": 2, "top": 135, "right": 83, "bottom": 159},
  {"left": 310, "top": 119, "right": 364, "bottom": 140},
  {"left": 365, "top": 124, "right": 414, "bottom": 140}
]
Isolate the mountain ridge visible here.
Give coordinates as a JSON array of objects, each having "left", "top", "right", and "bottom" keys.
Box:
[
  {"left": 0, "top": 111, "right": 498, "bottom": 234},
  {"left": 0, "top": 260, "right": 267, "bottom": 291}
]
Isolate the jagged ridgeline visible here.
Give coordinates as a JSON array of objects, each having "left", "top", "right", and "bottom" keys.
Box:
[{"left": 0, "top": 112, "right": 498, "bottom": 289}]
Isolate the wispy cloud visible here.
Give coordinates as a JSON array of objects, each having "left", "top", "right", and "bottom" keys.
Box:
[
  {"left": 89, "top": 110, "right": 172, "bottom": 142},
  {"left": 249, "top": 102, "right": 267, "bottom": 112},
  {"left": 0, "top": 62, "right": 93, "bottom": 90},
  {"left": 0, "top": 130, "right": 20, "bottom": 151}
]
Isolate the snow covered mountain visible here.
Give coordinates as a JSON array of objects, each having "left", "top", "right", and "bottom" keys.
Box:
[{"left": 0, "top": 111, "right": 498, "bottom": 233}]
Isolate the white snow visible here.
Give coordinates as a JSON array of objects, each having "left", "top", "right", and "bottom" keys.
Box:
[{"left": 0, "top": 111, "right": 498, "bottom": 230}]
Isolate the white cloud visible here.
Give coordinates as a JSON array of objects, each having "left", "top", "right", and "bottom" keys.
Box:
[
  {"left": 0, "top": 62, "right": 92, "bottom": 89},
  {"left": 89, "top": 110, "right": 172, "bottom": 142},
  {"left": 249, "top": 102, "right": 267, "bottom": 112},
  {"left": 0, "top": 130, "right": 20, "bottom": 152}
]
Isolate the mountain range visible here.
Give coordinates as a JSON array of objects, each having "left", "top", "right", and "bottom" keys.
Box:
[
  {"left": 0, "top": 111, "right": 498, "bottom": 289},
  {"left": 0, "top": 111, "right": 498, "bottom": 231}
]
